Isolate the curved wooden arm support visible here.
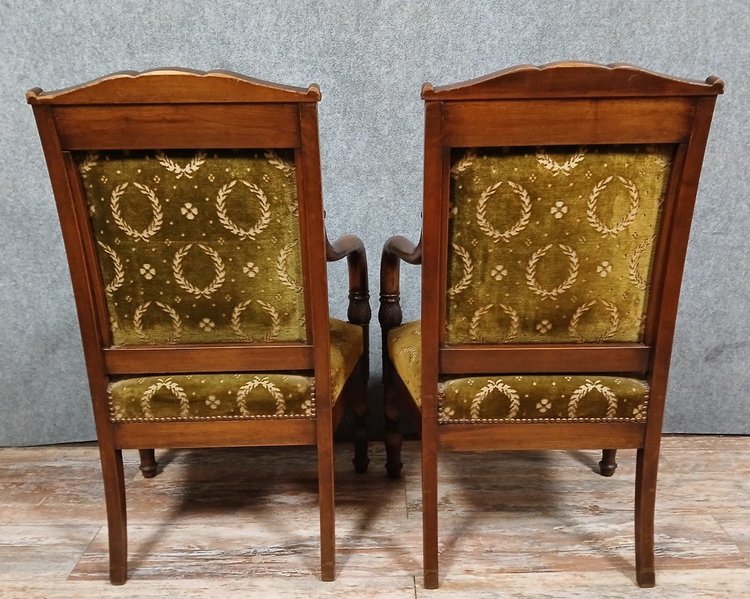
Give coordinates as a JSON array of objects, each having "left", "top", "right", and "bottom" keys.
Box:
[
  {"left": 378, "top": 235, "right": 422, "bottom": 332},
  {"left": 326, "top": 233, "right": 371, "bottom": 326}
]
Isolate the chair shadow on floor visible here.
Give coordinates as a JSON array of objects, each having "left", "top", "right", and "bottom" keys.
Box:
[
  {"left": 124, "top": 445, "right": 419, "bottom": 579},
  {"left": 431, "top": 450, "right": 637, "bottom": 583}
]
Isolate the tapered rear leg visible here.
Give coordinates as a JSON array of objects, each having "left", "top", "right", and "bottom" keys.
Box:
[
  {"left": 384, "top": 384, "right": 403, "bottom": 479},
  {"left": 100, "top": 446, "right": 128, "bottom": 585},
  {"left": 138, "top": 449, "right": 157, "bottom": 478},
  {"left": 318, "top": 439, "right": 336, "bottom": 581},
  {"left": 635, "top": 447, "right": 657, "bottom": 587},
  {"left": 599, "top": 448, "right": 618, "bottom": 477},
  {"left": 422, "top": 442, "right": 439, "bottom": 589}
]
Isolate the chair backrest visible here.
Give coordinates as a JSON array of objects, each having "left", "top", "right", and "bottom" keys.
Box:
[
  {"left": 419, "top": 63, "right": 722, "bottom": 412},
  {"left": 28, "top": 70, "right": 331, "bottom": 383}
]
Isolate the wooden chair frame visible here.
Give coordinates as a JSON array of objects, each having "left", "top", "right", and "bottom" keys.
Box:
[
  {"left": 379, "top": 62, "right": 723, "bottom": 588},
  {"left": 27, "top": 68, "right": 371, "bottom": 584}
]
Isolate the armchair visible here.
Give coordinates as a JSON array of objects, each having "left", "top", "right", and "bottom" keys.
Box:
[
  {"left": 379, "top": 62, "right": 723, "bottom": 588},
  {"left": 27, "top": 69, "right": 370, "bottom": 583}
]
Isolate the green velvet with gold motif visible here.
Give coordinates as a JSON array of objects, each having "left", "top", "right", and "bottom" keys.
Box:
[
  {"left": 77, "top": 149, "right": 306, "bottom": 346},
  {"left": 387, "top": 321, "right": 648, "bottom": 423},
  {"left": 447, "top": 145, "right": 673, "bottom": 344},
  {"left": 109, "top": 318, "right": 362, "bottom": 422}
]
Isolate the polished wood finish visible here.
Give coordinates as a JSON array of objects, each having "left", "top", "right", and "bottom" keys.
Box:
[
  {"left": 28, "top": 69, "right": 369, "bottom": 584},
  {"left": 380, "top": 62, "right": 722, "bottom": 589}
]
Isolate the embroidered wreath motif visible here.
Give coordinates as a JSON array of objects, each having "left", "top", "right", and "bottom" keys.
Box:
[
  {"left": 568, "top": 379, "right": 618, "bottom": 419},
  {"left": 110, "top": 182, "right": 163, "bottom": 242},
  {"left": 450, "top": 150, "right": 477, "bottom": 177},
  {"left": 97, "top": 241, "right": 124, "bottom": 296},
  {"left": 587, "top": 176, "right": 640, "bottom": 237},
  {"left": 139, "top": 378, "right": 190, "bottom": 419},
  {"left": 628, "top": 238, "right": 653, "bottom": 291},
  {"left": 469, "top": 303, "right": 519, "bottom": 343},
  {"left": 276, "top": 242, "right": 303, "bottom": 293},
  {"left": 535, "top": 149, "right": 586, "bottom": 176},
  {"left": 568, "top": 300, "right": 620, "bottom": 342},
  {"left": 470, "top": 379, "right": 521, "bottom": 420},
  {"left": 236, "top": 376, "right": 286, "bottom": 416},
  {"left": 133, "top": 301, "right": 183, "bottom": 343},
  {"left": 155, "top": 151, "right": 206, "bottom": 179},
  {"left": 525, "top": 244, "right": 579, "bottom": 300},
  {"left": 447, "top": 243, "right": 474, "bottom": 297},
  {"left": 172, "top": 244, "right": 226, "bottom": 299},
  {"left": 78, "top": 153, "right": 99, "bottom": 174},
  {"left": 476, "top": 180, "right": 532, "bottom": 243},
  {"left": 230, "top": 299, "right": 281, "bottom": 341},
  {"left": 216, "top": 180, "right": 271, "bottom": 240},
  {"left": 264, "top": 150, "right": 295, "bottom": 177}
]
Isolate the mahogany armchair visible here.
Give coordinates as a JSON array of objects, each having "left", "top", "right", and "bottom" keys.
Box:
[
  {"left": 379, "top": 62, "right": 722, "bottom": 588},
  {"left": 27, "top": 69, "right": 370, "bottom": 583}
]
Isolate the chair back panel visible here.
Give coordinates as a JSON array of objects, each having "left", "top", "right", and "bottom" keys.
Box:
[
  {"left": 79, "top": 149, "right": 306, "bottom": 347},
  {"left": 445, "top": 144, "right": 674, "bottom": 345}
]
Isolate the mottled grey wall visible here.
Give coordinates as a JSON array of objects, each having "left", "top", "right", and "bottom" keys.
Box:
[{"left": 1, "top": 0, "right": 747, "bottom": 445}]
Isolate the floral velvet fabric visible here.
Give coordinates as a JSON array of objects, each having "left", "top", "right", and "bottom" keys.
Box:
[
  {"left": 387, "top": 321, "right": 648, "bottom": 423},
  {"left": 109, "top": 318, "right": 362, "bottom": 422},
  {"left": 446, "top": 145, "right": 673, "bottom": 344},
  {"left": 77, "top": 149, "right": 306, "bottom": 346}
]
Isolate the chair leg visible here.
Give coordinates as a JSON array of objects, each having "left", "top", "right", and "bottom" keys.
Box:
[
  {"left": 422, "top": 442, "right": 439, "bottom": 589},
  {"left": 599, "top": 448, "right": 618, "bottom": 477},
  {"left": 384, "top": 385, "right": 403, "bottom": 479},
  {"left": 635, "top": 447, "right": 657, "bottom": 587},
  {"left": 99, "top": 446, "right": 128, "bottom": 585},
  {"left": 138, "top": 449, "right": 158, "bottom": 478},
  {"left": 318, "top": 441, "right": 336, "bottom": 582},
  {"left": 351, "top": 362, "right": 370, "bottom": 474}
]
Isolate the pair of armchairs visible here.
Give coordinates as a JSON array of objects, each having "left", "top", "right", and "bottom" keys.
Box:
[{"left": 28, "top": 63, "right": 722, "bottom": 587}]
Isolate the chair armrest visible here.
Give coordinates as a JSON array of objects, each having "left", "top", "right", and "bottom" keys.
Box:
[
  {"left": 378, "top": 235, "right": 422, "bottom": 332},
  {"left": 326, "top": 233, "right": 371, "bottom": 326}
]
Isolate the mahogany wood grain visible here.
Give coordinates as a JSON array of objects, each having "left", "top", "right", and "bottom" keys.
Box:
[{"left": 52, "top": 104, "right": 301, "bottom": 150}]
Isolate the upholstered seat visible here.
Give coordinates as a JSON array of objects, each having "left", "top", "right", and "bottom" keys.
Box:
[
  {"left": 110, "top": 318, "right": 362, "bottom": 421},
  {"left": 388, "top": 321, "right": 648, "bottom": 423}
]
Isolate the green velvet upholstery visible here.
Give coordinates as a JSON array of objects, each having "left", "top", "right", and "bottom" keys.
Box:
[
  {"left": 446, "top": 145, "right": 673, "bottom": 344},
  {"left": 109, "top": 318, "right": 363, "bottom": 422},
  {"left": 387, "top": 321, "right": 649, "bottom": 423},
  {"left": 78, "top": 150, "right": 306, "bottom": 346}
]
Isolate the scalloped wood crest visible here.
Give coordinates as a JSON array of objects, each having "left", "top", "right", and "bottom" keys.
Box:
[
  {"left": 421, "top": 62, "right": 724, "bottom": 100},
  {"left": 26, "top": 68, "right": 321, "bottom": 105}
]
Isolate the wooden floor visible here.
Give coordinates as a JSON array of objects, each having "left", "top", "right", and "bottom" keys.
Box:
[{"left": 0, "top": 437, "right": 748, "bottom": 598}]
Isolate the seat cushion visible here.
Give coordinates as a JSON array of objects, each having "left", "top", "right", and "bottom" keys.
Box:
[
  {"left": 387, "top": 321, "right": 649, "bottom": 424},
  {"left": 108, "top": 319, "right": 363, "bottom": 422}
]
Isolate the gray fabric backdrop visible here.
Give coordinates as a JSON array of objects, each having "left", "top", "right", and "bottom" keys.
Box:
[{"left": 1, "top": 0, "right": 748, "bottom": 446}]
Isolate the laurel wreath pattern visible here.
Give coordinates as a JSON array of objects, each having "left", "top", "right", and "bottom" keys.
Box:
[
  {"left": 568, "top": 379, "right": 618, "bottom": 419},
  {"left": 469, "top": 303, "right": 519, "bottom": 342},
  {"left": 140, "top": 378, "right": 189, "bottom": 419},
  {"left": 155, "top": 151, "right": 206, "bottom": 179},
  {"left": 215, "top": 180, "right": 272, "bottom": 240},
  {"left": 536, "top": 149, "right": 586, "bottom": 176},
  {"left": 587, "top": 176, "right": 640, "bottom": 237},
  {"left": 525, "top": 244, "right": 579, "bottom": 300},
  {"left": 231, "top": 299, "right": 281, "bottom": 341},
  {"left": 447, "top": 243, "right": 473, "bottom": 297},
  {"left": 450, "top": 150, "right": 477, "bottom": 177},
  {"left": 79, "top": 153, "right": 99, "bottom": 173},
  {"left": 470, "top": 379, "right": 521, "bottom": 420},
  {"left": 110, "top": 182, "right": 164, "bottom": 241},
  {"left": 133, "top": 301, "right": 183, "bottom": 343},
  {"left": 568, "top": 300, "right": 620, "bottom": 342},
  {"left": 172, "top": 244, "right": 226, "bottom": 298},
  {"left": 237, "top": 376, "right": 286, "bottom": 416},
  {"left": 264, "top": 150, "right": 295, "bottom": 177},
  {"left": 97, "top": 241, "right": 124, "bottom": 296},
  {"left": 276, "top": 242, "right": 303, "bottom": 293},
  {"left": 476, "top": 181, "right": 532, "bottom": 243},
  {"left": 628, "top": 238, "right": 652, "bottom": 290}
]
